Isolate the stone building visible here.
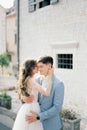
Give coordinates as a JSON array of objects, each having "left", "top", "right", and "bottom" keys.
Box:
[
  {"left": 17, "top": 0, "right": 87, "bottom": 119},
  {"left": 0, "top": 5, "right": 6, "bottom": 54},
  {"left": 6, "top": 5, "right": 17, "bottom": 70}
]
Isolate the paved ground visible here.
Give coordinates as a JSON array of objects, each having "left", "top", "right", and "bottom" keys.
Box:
[
  {"left": 8, "top": 90, "right": 87, "bottom": 130},
  {"left": 0, "top": 123, "right": 11, "bottom": 130},
  {"left": 0, "top": 90, "right": 87, "bottom": 130}
]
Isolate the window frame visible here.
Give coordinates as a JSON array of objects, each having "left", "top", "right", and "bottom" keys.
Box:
[{"left": 57, "top": 54, "right": 73, "bottom": 69}]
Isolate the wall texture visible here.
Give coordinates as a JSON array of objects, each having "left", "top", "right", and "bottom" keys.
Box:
[{"left": 19, "top": 0, "right": 87, "bottom": 119}]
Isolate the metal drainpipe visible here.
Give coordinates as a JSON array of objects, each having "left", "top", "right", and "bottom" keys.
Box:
[{"left": 16, "top": 0, "right": 20, "bottom": 70}]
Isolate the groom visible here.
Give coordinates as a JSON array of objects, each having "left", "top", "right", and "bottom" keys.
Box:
[{"left": 24, "top": 56, "right": 64, "bottom": 130}]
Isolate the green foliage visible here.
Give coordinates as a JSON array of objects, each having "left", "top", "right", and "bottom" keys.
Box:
[
  {"left": 0, "top": 52, "right": 10, "bottom": 73},
  {"left": 0, "top": 91, "right": 12, "bottom": 109},
  {"left": 61, "top": 108, "right": 77, "bottom": 120},
  {"left": 0, "top": 52, "right": 10, "bottom": 67},
  {"left": 0, "top": 92, "right": 12, "bottom": 99}
]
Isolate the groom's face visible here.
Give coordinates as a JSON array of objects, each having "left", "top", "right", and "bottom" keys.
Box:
[{"left": 37, "top": 62, "right": 51, "bottom": 76}]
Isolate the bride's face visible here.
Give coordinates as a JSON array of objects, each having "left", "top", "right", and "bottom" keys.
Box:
[{"left": 32, "top": 66, "right": 38, "bottom": 75}]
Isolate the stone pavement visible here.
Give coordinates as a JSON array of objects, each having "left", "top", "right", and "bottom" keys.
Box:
[
  {"left": 0, "top": 123, "right": 11, "bottom": 130},
  {"left": 80, "top": 118, "right": 87, "bottom": 130},
  {"left": 0, "top": 90, "right": 87, "bottom": 130}
]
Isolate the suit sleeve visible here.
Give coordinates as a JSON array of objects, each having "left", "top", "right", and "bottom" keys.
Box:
[{"left": 38, "top": 82, "right": 64, "bottom": 121}]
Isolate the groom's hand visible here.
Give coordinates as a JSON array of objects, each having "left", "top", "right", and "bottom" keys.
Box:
[
  {"left": 22, "top": 94, "right": 34, "bottom": 103},
  {"left": 26, "top": 110, "right": 38, "bottom": 123}
]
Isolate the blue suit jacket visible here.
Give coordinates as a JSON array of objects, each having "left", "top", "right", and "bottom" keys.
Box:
[{"left": 36, "top": 74, "right": 64, "bottom": 130}]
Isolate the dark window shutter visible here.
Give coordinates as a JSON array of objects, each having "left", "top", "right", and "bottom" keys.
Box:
[
  {"left": 28, "top": 0, "right": 36, "bottom": 12},
  {"left": 50, "top": 0, "right": 59, "bottom": 4}
]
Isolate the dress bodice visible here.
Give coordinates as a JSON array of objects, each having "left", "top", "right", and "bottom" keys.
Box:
[
  {"left": 28, "top": 86, "right": 38, "bottom": 102},
  {"left": 26, "top": 76, "right": 38, "bottom": 102}
]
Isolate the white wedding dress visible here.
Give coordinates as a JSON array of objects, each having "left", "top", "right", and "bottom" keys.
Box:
[{"left": 12, "top": 87, "right": 43, "bottom": 130}]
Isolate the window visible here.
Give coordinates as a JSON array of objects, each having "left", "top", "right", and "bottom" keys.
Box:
[
  {"left": 8, "top": 54, "right": 12, "bottom": 62},
  {"left": 28, "top": 0, "right": 59, "bottom": 12},
  {"left": 57, "top": 54, "right": 73, "bottom": 69},
  {"left": 28, "top": 0, "right": 36, "bottom": 12},
  {"left": 39, "top": 0, "right": 50, "bottom": 8}
]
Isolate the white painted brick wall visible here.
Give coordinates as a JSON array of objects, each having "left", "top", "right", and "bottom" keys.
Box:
[{"left": 19, "top": 0, "right": 87, "bottom": 118}]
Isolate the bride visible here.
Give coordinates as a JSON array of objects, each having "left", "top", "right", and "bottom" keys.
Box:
[{"left": 12, "top": 59, "right": 53, "bottom": 130}]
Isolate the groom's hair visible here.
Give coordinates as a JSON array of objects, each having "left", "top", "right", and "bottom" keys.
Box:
[{"left": 37, "top": 56, "right": 53, "bottom": 65}]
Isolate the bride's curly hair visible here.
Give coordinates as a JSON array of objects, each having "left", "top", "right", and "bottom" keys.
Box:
[{"left": 18, "top": 59, "right": 37, "bottom": 99}]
